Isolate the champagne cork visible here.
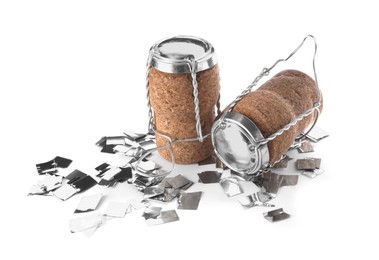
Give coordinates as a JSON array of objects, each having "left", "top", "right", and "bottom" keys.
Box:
[
  {"left": 147, "top": 36, "right": 220, "bottom": 164},
  {"left": 234, "top": 69, "right": 321, "bottom": 164},
  {"left": 212, "top": 69, "right": 322, "bottom": 174}
]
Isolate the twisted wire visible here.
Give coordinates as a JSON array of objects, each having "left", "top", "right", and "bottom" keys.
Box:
[
  {"left": 145, "top": 49, "right": 154, "bottom": 133},
  {"left": 188, "top": 59, "right": 204, "bottom": 142}
]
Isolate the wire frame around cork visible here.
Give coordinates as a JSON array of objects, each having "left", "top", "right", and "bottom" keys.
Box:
[
  {"left": 140, "top": 45, "right": 221, "bottom": 177},
  {"left": 213, "top": 35, "right": 323, "bottom": 175}
]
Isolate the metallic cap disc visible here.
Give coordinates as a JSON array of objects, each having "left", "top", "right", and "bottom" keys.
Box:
[
  {"left": 150, "top": 35, "right": 217, "bottom": 74},
  {"left": 211, "top": 112, "right": 270, "bottom": 175}
]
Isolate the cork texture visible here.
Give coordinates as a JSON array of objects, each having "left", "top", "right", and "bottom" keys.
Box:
[
  {"left": 233, "top": 69, "right": 322, "bottom": 164},
  {"left": 149, "top": 65, "right": 220, "bottom": 164}
]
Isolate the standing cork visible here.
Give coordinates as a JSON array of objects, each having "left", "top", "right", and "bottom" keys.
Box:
[{"left": 147, "top": 36, "right": 220, "bottom": 164}]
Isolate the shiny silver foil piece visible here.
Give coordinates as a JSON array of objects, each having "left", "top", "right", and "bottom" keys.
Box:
[
  {"left": 52, "top": 169, "right": 96, "bottom": 200},
  {"left": 124, "top": 131, "right": 147, "bottom": 142},
  {"left": 238, "top": 191, "right": 274, "bottom": 208},
  {"left": 113, "top": 145, "right": 132, "bottom": 154},
  {"left": 142, "top": 206, "right": 162, "bottom": 220},
  {"left": 74, "top": 193, "right": 103, "bottom": 213},
  {"left": 305, "top": 126, "right": 329, "bottom": 142},
  {"left": 145, "top": 210, "right": 180, "bottom": 226},
  {"left": 302, "top": 169, "right": 324, "bottom": 178},
  {"left": 127, "top": 197, "right": 150, "bottom": 210},
  {"left": 198, "top": 171, "right": 222, "bottom": 183},
  {"left": 95, "top": 162, "right": 110, "bottom": 177},
  {"left": 97, "top": 166, "right": 132, "bottom": 187},
  {"left": 220, "top": 178, "right": 243, "bottom": 197},
  {"left": 148, "top": 175, "right": 193, "bottom": 202},
  {"left": 144, "top": 185, "right": 165, "bottom": 199},
  {"left": 272, "top": 155, "right": 293, "bottom": 168},
  {"left": 166, "top": 175, "right": 193, "bottom": 189},
  {"left": 263, "top": 208, "right": 290, "bottom": 222},
  {"left": 36, "top": 156, "right": 72, "bottom": 175},
  {"left": 296, "top": 158, "right": 321, "bottom": 170},
  {"left": 297, "top": 141, "right": 314, "bottom": 153},
  {"left": 136, "top": 161, "right": 161, "bottom": 174},
  {"left": 105, "top": 136, "right": 127, "bottom": 146},
  {"left": 261, "top": 171, "right": 298, "bottom": 196},
  {"left": 31, "top": 174, "right": 63, "bottom": 194},
  {"left": 69, "top": 212, "right": 106, "bottom": 233},
  {"left": 53, "top": 184, "right": 78, "bottom": 201},
  {"left": 138, "top": 139, "right": 156, "bottom": 151},
  {"left": 28, "top": 185, "right": 50, "bottom": 196},
  {"left": 101, "top": 167, "right": 122, "bottom": 181},
  {"left": 178, "top": 191, "right": 202, "bottom": 210},
  {"left": 97, "top": 136, "right": 133, "bottom": 154}
]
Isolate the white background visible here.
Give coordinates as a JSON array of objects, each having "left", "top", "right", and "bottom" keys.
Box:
[{"left": 1, "top": 0, "right": 378, "bottom": 259}]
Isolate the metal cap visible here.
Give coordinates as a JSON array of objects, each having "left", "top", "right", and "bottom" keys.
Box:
[
  {"left": 211, "top": 112, "right": 270, "bottom": 175},
  {"left": 150, "top": 35, "right": 217, "bottom": 74}
]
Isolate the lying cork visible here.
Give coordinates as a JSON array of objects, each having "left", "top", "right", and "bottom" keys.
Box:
[
  {"left": 233, "top": 69, "right": 322, "bottom": 164},
  {"left": 149, "top": 65, "right": 220, "bottom": 164}
]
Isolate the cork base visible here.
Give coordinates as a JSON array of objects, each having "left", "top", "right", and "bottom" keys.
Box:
[
  {"left": 154, "top": 113, "right": 215, "bottom": 164},
  {"left": 156, "top": 135, "right": 214, "bottom": 164}
]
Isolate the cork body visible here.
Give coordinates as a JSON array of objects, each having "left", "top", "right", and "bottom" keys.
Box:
[
  {"left": 149, "top": 65, "right": 220, "bottom": 164},
  {"left": 233, "top": 69, "right": 322, "bottom": 164}
]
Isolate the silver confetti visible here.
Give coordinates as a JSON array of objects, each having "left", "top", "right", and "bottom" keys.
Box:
[
  {"left": 143, "top": 185, "right": 165, "bottom": 199},
  {"left": 101, "top": 167, "right": 122, "bottom": 181},
  {"left": 127, "top": 197, "right": 150, "bottom": 210},
  {"left": 263, "top": 208, "right": 290, "bottom": 222},
  {"left": 105, "top": 136, "right": 126, "bottom": 146},
  {"left": 142, "top": 206, "right": 162, "bottom": 220},
  {"left": 261, "top": 171, "right": 298, "bottom": 196},
  {"left": 136, "top": 160, "right": 161, "bottom": 173},
  {"left": 261, "top": 171, "right": 283, "bottom": 196},
  {"left": 305, "top": 126, "right": 329, "bottom": 142},
  {"left": 314, "top": 158, "right": 322, "bottom": 169},
  {"left": 28, "top": 185, "right": 49, "bottom": 196},
  {"left": 125, "top": 147, "right": 143, "bottom": 157},
  {"left": 296, "top": 158, "right": 321, "bottom": 170},
  {"left": 37, "top": 174, "right": 63, "bottom": 192},
  {"left": 297, "top": 141, "right": 314, "bottom": 153},
  {"left": 166, "top": 174, "right": 193, "bottom": 189},
  {"left": 238, "top": 191, "right": 274, "bottom": 208},
  {"left": 69, "top": 212, "right": 106, "bottom": 233},
  {"left": 74, "top": 193, "right": 103, "bottom": 213},
  {"left": 145, "top": 210, "right": 179, "bottom": 226},
  {"left": 124, "top": 131, "right": 147, "bottom": 142},
  {"left": 104, "top": 201, "right": 132, "bottom": 218},
  {"left": 198, "top": 171, "right": 222, "bottom": 183},
  {"left": 281, "top": 174, "right": 299, "bottom": 186},
  {"left": 53, "top": 184, "right": 78, "bottom": 201},
  {"left": 220, "top": 178, "right": 243, "bottom": 197},
  {"left": 113, "top": 145, "right": 132, "bottom": 154},
  {"left": 272, "top": 155, "right": 293, "bottom": 168},
  {"left": 178, "top": 191, "right": 202, "bottom": 210},
  {"left": 138, "top": 139, "right": 156, "bottom": 151},
  {"left": 302, "top": 169, "right": 325, "bottom": 179}
]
